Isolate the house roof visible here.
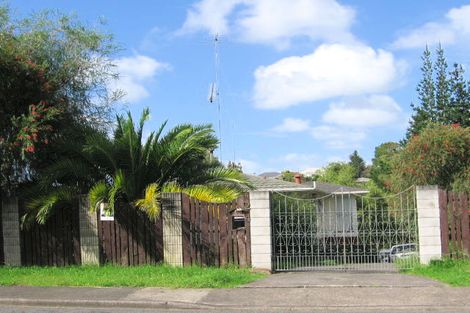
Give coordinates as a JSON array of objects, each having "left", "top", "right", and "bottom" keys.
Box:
[
  {"left": 301, "top": 181, "right": 369, "bottom": 194},
  {"left": 257, "top": 171, "right": 281, "bottom": 178},
  {"left": 245, "top": 175, "right": 314, "bottom": 192},
  {"left": 245, "top": 175, "right": 369, "bottom": 194}
]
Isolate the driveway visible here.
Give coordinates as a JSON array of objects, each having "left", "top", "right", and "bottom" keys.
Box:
[{"left": 242, "top": 271, "right": 445, "bottom": 288}]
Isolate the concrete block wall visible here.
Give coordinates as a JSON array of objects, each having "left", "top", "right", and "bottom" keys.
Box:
[
  {"left": 78, "top": 196, "right": 100, "bottom": 265},
  {"left": 161, "top": 193, "right": 183, "bottom": 266},
  {"left": 416, "top": 185, "right": 442, "bottom": 264},
  {"left": 1, "top": 197, "right": 21, "bottom": 266},
  {"left": 249, "top": 191, "right": 272, "bottom": 271}
]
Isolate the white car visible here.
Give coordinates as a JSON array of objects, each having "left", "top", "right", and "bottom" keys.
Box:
[{"left": 379, "top": 243, "right": 418, "bottom": 263}]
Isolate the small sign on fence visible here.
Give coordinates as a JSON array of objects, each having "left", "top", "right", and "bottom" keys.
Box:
[{"left": 99, "top": 203, "right": 114, "bottom": 221}]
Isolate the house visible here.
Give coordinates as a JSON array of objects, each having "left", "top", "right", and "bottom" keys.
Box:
[{"left": 245, "top": 174, "right": 369, "bottom": 237}]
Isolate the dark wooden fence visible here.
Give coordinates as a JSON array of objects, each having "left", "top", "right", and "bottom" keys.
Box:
[
  {"left": 20, "top": 202, "right": 81, "bottom": 266},
  {"left": 98, "top": 204, "right": 163, "bottom": 266},
  {"left": 439, "top": 190, "right": 470, "bottom": 257},
  {"left": 1, "top": 193, "right": 250, "bottom": 267},
  {"left": 0, "top": 200, "right": 4, "bottom": 265},
  {"left": 182, "top": 193, "right": 251, "bottom": 267}
]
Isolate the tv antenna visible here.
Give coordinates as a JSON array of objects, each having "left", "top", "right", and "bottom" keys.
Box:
[{"left": 208, "top": 34, "right": 222, "bottom": 160}]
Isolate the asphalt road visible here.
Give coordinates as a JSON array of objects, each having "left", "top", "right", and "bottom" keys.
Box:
[{"left": 1, "top": 305, "right": 470, "bottom": 313}]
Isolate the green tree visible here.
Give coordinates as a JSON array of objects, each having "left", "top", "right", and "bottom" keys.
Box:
[
  {"left": 0, "top": 6, "right": 118, "bottom": 194},
  {"left": 407, "top": 46, "right": 435, "bottom": 138},
  {"left": 392, "top": 124, "right": 470, "bottom": 192},
  {"left": 448, "top": 63, "right": 470, "bottom": 125},
  {"left": 23, "top": 109, "right": 252, "bottom": 225},
  {"left": 407, "top": 46, "right": 470, "bottom": 139},
  {"left": 348, "top": 150, "right": 365, "bottom": 178},
  {"left": 370, "top": 142, "right": 401, "bottom": 190},
  {"left": 280, "top": 170, "right": 295, "bottom": 182},
  {"left": 316, "top": 162, "right": 356, "bottom": 186},
  {"left": 435, "top": 44, "right": 450, "bottom": 122}
]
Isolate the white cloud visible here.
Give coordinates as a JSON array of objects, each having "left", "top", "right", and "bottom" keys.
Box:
[
  {"left": 310, "top": 125, "right": 366, "bottom": 149},
  {"left": 254, "top": 44, "right": 405, "bottom": 109},
  {"left": 238, "top": 158, "right": 262, "bottom": 175},
  {"left": 272, "top": 118, "right": 311, "bottom": 132},
  {"left": 322, "top": 95, "right": 403, "bottom": 127},
  {"left": 393, "top": 5, "right": 470, "bottom": 49},
  {"left": 111, "top": 55, "right": 168, "bottom": 103},
  {"left": 180, "top": 0, "right": 241, "bottom": 36},
  {"left": 179, "top": 0, "right": 355, "bottom": 48},
  {"left": 277, "top": 153, "right": 320, "bottom": 171}
]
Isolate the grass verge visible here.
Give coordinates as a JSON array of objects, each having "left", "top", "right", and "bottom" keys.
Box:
[
  {"left": 401, "top": 258, "right": 470, "bottom": 287},
  {"left": 0, "top": 264, "right": 267, "bottom": 288}
]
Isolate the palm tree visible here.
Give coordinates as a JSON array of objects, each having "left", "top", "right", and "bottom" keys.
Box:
[{"left": 23, "top": 108, "right": 251, "bottom": 225}]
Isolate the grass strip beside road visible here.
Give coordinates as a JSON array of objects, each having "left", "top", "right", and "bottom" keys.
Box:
[
  {"left": 0, "top": 264, "right": 266, "bottom": 288},
  {"left": 402, "top": 259, "right": 470, "bottom": 286}
]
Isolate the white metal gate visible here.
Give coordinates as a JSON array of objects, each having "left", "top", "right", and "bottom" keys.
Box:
[{"left": 271, "top": 187, "right": 418, "bottom": 272}]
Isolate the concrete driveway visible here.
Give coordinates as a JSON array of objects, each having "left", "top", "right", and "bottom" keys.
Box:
[{"left": 242, "top": 271, "right": 446, "bottom": 288}]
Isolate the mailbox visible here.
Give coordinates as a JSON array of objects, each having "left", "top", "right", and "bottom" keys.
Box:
[{"left": 232, "top": 216, "right": 245, "bottom": 229}]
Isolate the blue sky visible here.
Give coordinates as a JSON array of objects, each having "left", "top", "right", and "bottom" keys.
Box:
[{"left": 11, "top": 0, "right": 470, "bottom": 174}]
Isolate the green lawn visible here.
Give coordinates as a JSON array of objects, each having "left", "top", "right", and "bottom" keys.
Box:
[
  {"left": 401, "top": 259, "right": 470, "bottom": 287},
  {"left": 0, "top": 264, "right": 267, "bottom": 288}
]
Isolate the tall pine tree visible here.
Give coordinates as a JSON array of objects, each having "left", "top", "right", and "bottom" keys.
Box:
[
  {"left": 407, "top": 46, "right": 435, "bottom": 139},
  {"left": 449, "top": 63, "right": 470, "bottom": 126},
  {"left": 406, "top": 45, "right": 470, "bottom": 140},
  {"left": 434, "top": 44, "right": 450, "bottom": 123}
]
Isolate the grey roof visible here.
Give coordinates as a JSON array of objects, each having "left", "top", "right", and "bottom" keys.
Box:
[
  {"left": 301, "top": 181, "right": 369, "bottom": 194},
  {"left": 245, "top": 175, "right": 314, "bottom": 192},
  {"left": 245, "top": 175, "right": 369, "bottom": 194},
  {"left": 258, "top": 171, "right": 281, "bottom": 178}
]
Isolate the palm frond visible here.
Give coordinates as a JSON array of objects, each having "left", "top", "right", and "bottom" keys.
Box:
[
  {"left": 22, "top": 186, "right": 76, "bottom": 227},
  {"left": 108, "top": 170, "right": 125, "bottom": 212},
  {"left": 134, "top": 183, "right": 160, "bottom": 220},
  {"left": 162, "top": 182, "right": 243, "bottom": 203},
  {"left": 88, "top": 181, "right": 109, "bottom": 212}
]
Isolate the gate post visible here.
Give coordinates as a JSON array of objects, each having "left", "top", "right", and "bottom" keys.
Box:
[
  {"left": 416, "top": 185, "right": 442, "bottom": 264},
  {"left": 249, "top": 191, "right": 272, "bottom": 271},
  {"left": 161, "top": 193, "right": 183, "bottom": 266},
  {"left": 78, "top": 196, "right": 100, "bottom": 265},
  {"left": 1, "top": 197, "right": 21, "bottom": 266}
]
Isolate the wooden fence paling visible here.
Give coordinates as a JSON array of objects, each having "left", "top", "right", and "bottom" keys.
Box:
[
  {"left": 440, "top": 190, "right": 470, "bottom": 258},
  {"left": 439, "top": 189, "right": 449, "bottom": 255},
  {"left": 0, "top": 200, "right": 4, "bottom": 265},
  {"left": 19, "top": 201, "right": 81, "bottom": 266},
  {"left": 97, "top": 205, "right": 163, "bottom": 266},
  {"left": 460, "top": 193, "right": 470, "bottom": 255},
  {"left": 181, "top": 194, "right": 251, "bottom": 267}
]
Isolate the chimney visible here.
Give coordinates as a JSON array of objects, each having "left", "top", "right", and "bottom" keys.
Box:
[{"left": 294, "top": 173, "right": 302, "bottom": 184}]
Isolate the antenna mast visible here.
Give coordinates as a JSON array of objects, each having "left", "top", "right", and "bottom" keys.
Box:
[{"left": 209, "top": 34, "right": 222, "bottom": 161}]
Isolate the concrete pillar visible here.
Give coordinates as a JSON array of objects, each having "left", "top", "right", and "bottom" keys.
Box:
[
  {"left": 1, "top": 197, "right": 21, "bottom": 266},
  {"left": 249, "top": 191, "right": 272, "bottom": 271},
  {"left": 416, "top": 185, "right": 442, "bottom": 264},
  {"left": 161, "top": 193, "right": 183, "bottom": 266},
  {"left": 78, "top": 196, "right": 100, "bottom": 265}
]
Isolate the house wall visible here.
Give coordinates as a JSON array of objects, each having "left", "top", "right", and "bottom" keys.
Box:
[{"left": 317, "top": 195, "right": 358, "bottom": 237}]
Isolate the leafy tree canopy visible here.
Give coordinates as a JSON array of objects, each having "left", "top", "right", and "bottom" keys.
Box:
[
  {"left": 370, "top": 142, "right": 401, "bottom": 191},
  {"left": 348, "top": 150, "right": 365, "bottom": 179},
  {"left": 392, "top": 124, "right": 469, "bottom": 192},
  {"left": 0, "top": 5, "right": 119, "bottom": 194},
  {"left": 316, "top": 162, "right": 357, "bottom": 187}
]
